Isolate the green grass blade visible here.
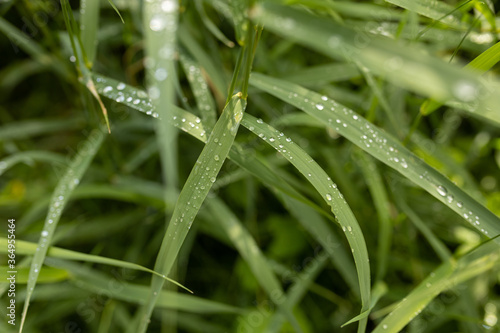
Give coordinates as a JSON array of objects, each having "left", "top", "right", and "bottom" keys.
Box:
[
  {"left": 240, "top": 114, "right": 371, "bottom": 333},
  {"left": 372, "top": 238, "right": 500, "bottom": 332},
  {"left": 250, "top": 73, "right": 500, "bottom": 240},
  {"left": 252, "top": 3, "right": 500, "bottom": 126},
  {"left": 355, "top": 151, "right": 393, "bottom": 282},
  {"left": 384, "top": 0, "right": 466, "bottom": 28},
  {"left": 281, "top": 62, "right": 360, "bottom": 86},
  {"left": 19, "top": 127, "right": 105, "bottom": 333},
  {"left": 421, "top": 40, "right": 500, "bottom": 115},
  {"left": 0, "top": 238, "right": 190, "bottom": 291},
  {"left": 0, "top": 266, "right": 68, "bottom": 284},
  {"left": 80, "top": 0, "right": 100, "bottom": 65},
  {"left": 180, "top": 53, "right": 217, "bottom": 129},
  {"left": 0, "top": 151, "right": 67, "bottom": 176},
  {"left": 132, "top": 94, "right": 246, "bottom": 333},
  {"left": 206, "top": 197, "right": 303, "bottom": 332},
  {"left": 0, "top": 118, "right": 84, "bottom": 141},
  {"left": 144, "top": 0, "right": 179, "bottom": 192}
]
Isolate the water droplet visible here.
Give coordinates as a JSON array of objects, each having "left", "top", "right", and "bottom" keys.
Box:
[
  {"left": 133, "top": 99, "right": 141, "bottom": 105},
  {"left": 315, "top": 104, "right": 324, "bottom": 110},
  {"left": 150, "top": 15, "right": 166, "bottom": 32},
  {"left": 116, "top": 95, "right": 125, "bottom": 102},
  {"left": 321, "top": 96, "right": 328, "bottom": 101},
  {"left": 214, "top": 155, "right": 220, "bottom": 161},
  {"left": 161, "top": 0, "right": 177, "bottom": 12},
  {"left": 256, "top": 118, "right": 263, "bottom": 124},
  {"left": 383, "top": 324, "right": 388, "bottom": 330},
  {"left": 210, "top": 177, "right": 216, "bottom": 183},
  {"left": 103, "top": 86, "right": 113, "bottom": 93},
  {"left": 326, "top": 194, "right": 332, "bottom": 201},
  {"left": 436, "top": 185, "right": 447, "bottom": 196},
  {"left": 286, "top": 137, "right": 292, "bottom": 142},
  {"left": 453, "top": 81, "right": 477, "bottom": 102},
  {"left": 117, "top": 82, "right": 126, "bottom": 90},
  {"left": 269, "top": 137, "right": 275, "bottom": 142},
  {"left": 457, "top": 201, "right": 463, "bottom": 208},
  {"left": 41, "top": 231, "right": 49, "bottom": 237},
  {"left": 154, "top": 68, "right": 168, "bottom": 81}
]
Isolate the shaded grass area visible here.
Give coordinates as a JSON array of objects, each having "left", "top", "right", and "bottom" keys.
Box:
[{"left": 1, "top": 0, "right": 500, "bottom": 332}]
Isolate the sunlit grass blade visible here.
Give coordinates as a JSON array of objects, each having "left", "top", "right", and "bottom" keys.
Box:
[
  {"left": 0, "top": 266, "right": 68, "bottom": 284},
  {"left": 131, "top": 94, "right": 246, "bottom": 333},
  {"left": 372, "top": 237, "right": 500, "bottom": 332},
  {"left": 240, "top": 114, "right": 371, "bottom": 332},
  {"left": 0, "top": 237, "right": 190, "bottom": 291},
  {"left": 252, "top": 3, "right": 500, "bottom": 126},
  {"left": 250, "top": 73, "right": 500, "bottom": 240},
  {"left": 19, "top": 127, "right": 105, "bottom": 333},
  {"left": 206, "top": 197, "right": 303, "bottom": 332}
]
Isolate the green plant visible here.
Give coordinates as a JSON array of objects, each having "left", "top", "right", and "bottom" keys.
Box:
[{"left": 1, "top": 0, "right": 499, "bottom": 332}]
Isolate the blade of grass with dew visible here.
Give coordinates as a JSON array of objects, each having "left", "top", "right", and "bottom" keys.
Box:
[
  {"left": 144, "top": 0, "right": 179, "bottom": 195},
  {"left": 180, "top": 53, "right": 217, "bottom": 129},
  {"left": 240, "top": 113, "right": 371, "bottom": 333},
  {"left": 354, "top": 151, "right": 393, "bottom": 282},
  {"left": 80, "top": 0, "right": 100, "bottom": 65},
  {"left": 0, "top": 237, "right": 190, "bottom": 291},
  {"left": 0, "top": 151, "right": 67, "bottom": 177},
  {"left": 252, "top": 3, "right": 500, "bottom": 126},
  {"left": 206, "top": 197, "right": 303, "bottom": 332},
  {"left": 250, "top": 73, "right": 500, "bottom": 240},
  {"left": 19, "top": 126, "right": 105, "bottom": 333},
  {"left": 92, "top": 74, "right": 334, "bottom": 223},
  {"left": 47, "top": 259, "right": 244, "bottom": 315},
  {"left": 421, "top": 40, "right": 500, "bottom": 115},
  {"left": 131, "top": 94, "right": 246, "bottom": 333},
  {"left": 372, "top": 237, "right": 500, "bottom": 333},
  {"left": 178, "top": 25, "right": 227, "bottom": 101},
  {"left": 224, "top": 0, "right": 248, "bottom": 46}
]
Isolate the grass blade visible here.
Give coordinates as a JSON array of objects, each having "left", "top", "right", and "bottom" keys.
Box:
[
  {"left": 19, "top": 127, "right": 105, "bottom": 332},
  {"left": 132, "top": 94, "right": 246, "bottom": 333},
  {"left": 252, "top": 3, "right": 500, "bottom": 126},
  {"left": 250, "top": 73, "right": 500, "bottom": 240},
  {"left": 240, "top": 114, "right": 371, "bottom": 332}
]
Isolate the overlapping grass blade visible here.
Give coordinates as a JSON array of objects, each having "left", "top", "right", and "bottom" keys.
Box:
[
  {"left": 131, "top": 94, "right": 246, "bottom": 333},
  {"left": 206, "top": 197, "right": 303, "bottom": 332},
  {"left": 240, "top": 114, "right": 371, "bottom": 332},
  {"left": 252, "top": 3, "right": 500, "bottom": 126},
  {"left": 372, "top": 237, "right": 500, "bottom": 332},
  {"left": 0, "top": 238, "right": 189, "bottom": 291},
  {"left": 19, "top": 127, "right": 105, "bottom": 332},
  {"left": 93, "top": 75, "right": 332, "bottom": 223},
  {"left": 250, "top": 73, "right": 500, "bottom": 240}
]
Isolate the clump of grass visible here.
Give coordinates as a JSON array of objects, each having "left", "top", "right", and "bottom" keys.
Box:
[{"left": 1, "top": 0, "right": 500, "bottom": 332}]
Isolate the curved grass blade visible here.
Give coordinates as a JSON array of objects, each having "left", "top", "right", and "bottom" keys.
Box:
[
  {"left": 195, "top": 0, "right": 235, "bottom": 48},
  {"left": 19, "top": 127, "right": 105, "bottom": 333},
  {"left": 240, "top": 114, "right": 371, "bottom": 333},
  {"left": 250, "top": 73, "right": 500, "bottom": 240},
  {"left": 0, "top": 151, "right": 67, "bottom": 176},
  {"left": 372, "top": 237, "right": 500, "bottom": 333},
  {"left": 131, "top": 94, "right": 246, "bottom": 333},
  {"left": 252, "top": 3, "right": 500, "bottom": 126},
  {"left": 0, "top": 238, "right": 190, "bottom": 292},
  {"left": 206, "top": 197, "right": 303, "bottom": 332}
]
